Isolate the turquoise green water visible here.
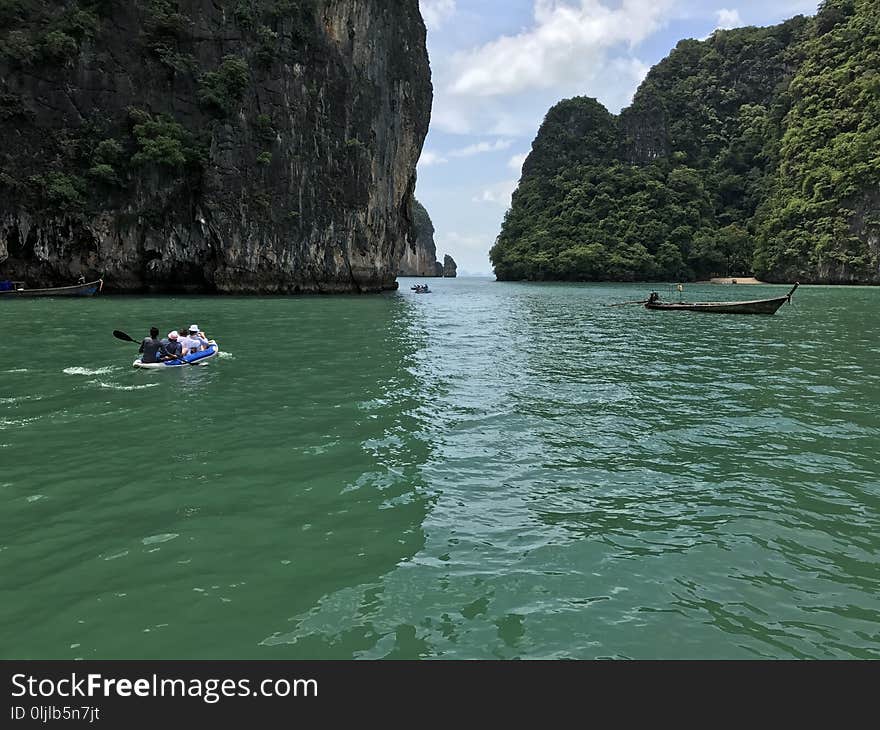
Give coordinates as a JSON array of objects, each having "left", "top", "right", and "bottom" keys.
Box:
[{"left": 1, "top": 279, "right": 878, "bottom": 659}]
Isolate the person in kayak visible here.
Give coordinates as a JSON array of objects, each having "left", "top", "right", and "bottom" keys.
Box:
[
  {"left": 139, "top": 327, "right": 169, "bottom": 364},
  {"left": 163, "top": 331, "right": 183, "bottom": 361},
  {"left": 180, "top": 325, "right": 208, "bottom": 355},
  {"left": 194, "top": 325, "right": 211, "bottom": 348}
]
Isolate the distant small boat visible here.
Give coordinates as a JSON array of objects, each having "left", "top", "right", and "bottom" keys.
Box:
[
  {"left": 0, "top": 278, "right": 103, "bottom": 298},
  {"left": 645, "top": 283, "right": 799, "bottom": 315}
]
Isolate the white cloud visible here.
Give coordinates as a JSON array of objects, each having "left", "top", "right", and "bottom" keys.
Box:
[
  {"left": 715, "top": 8, "right": 743, "bottom": 29},
  {"left": 450, "top": 139, "right": 513, "bottom": 158},
  {"left": 472, "top": 179, "right": 519, "bottom": 208},
  {"left": 429, "top": 0, "right": 671, "bottom": 135},
  {"left": 420, "top": 0, "right": 456, "bottom": 31},
  {"left": 448, "top": 0, "right": 671, "bottom": 98},
  {"left": 418, "top": 151, "right": 448, "bottom": 167}
]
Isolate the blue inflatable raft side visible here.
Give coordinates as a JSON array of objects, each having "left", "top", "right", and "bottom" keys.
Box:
[{"left": 133, "top": 343, "right": 219, "bottom": 369}]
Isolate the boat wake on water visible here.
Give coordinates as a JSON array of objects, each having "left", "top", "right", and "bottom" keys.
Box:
[
  {"left": 0, "top": 416, "right": 42, "bottom": 430},
  {"left": 63, "top": 366, "right": 118, "bottom": 376},
  {"left": 92, "top": 380, "right": 160, "bottom": 391},
  {"left": 0, "top": 395, "right": 42, "bottom": 404}
]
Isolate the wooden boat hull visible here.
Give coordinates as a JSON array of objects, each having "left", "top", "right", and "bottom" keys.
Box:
[
  {"left": 645, "top": 283, "right": 798, "bottom": 315},
  {"left": 0, "top": 279, "right": 103, "bottom": 298},
  {"left": 646, "top": 296, "right": 790, "bottom": 315}
]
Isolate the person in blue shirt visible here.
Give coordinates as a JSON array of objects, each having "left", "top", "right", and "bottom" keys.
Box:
[{"left": 162, "top": 331, "right": 184, "bottom": 361}]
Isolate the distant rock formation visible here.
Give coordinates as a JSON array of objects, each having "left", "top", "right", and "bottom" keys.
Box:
[
  {"left": 398, "top": 198, "right": 458, "bottom": 278},
  {"left": 398, "top": 199, "right": 440, "bottom": 276}
]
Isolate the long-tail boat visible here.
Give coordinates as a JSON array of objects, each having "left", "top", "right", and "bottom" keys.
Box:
[
  {"left": 644, "top": 283, "right": 799, "bottom": 315},
  {"left": 0, "top": 278, "right": 103, "bottom": 298}
]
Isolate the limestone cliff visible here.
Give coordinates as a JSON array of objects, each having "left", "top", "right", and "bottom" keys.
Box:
[
  {"left": 398, "top": 198, "right": 441, "bottom": 276},
  {"left": 492, "top": 2, "right": 880, "bottom": 284},
  {"left": 0, "top": 0, "right": 432, "bottom": 293},
  {"left": 442, "top": 254, "right": 456, "bottom": 278}
]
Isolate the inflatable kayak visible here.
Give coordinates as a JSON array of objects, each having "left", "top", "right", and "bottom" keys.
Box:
[{"left": 133, "top": 342, "right": 219, "bottom": 369}]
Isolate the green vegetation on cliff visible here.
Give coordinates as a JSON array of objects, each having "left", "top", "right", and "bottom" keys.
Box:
[
  {"left": 0, "top": 0, "right": 314, "bottom": 218},
  {"left": 491, "top": 0, "right": 880, "bottom": 284},
  {"left": 755, "top": 0, "right": 880, "bottom": 281}
]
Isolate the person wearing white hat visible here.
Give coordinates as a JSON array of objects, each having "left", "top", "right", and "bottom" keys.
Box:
[{"left": 180, "top": 324, "right": 209, "bottom": 355}]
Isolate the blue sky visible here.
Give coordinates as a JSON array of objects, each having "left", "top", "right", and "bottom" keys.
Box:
[{"left": 414, "top": 0, "right": 822, "bottom": 276}]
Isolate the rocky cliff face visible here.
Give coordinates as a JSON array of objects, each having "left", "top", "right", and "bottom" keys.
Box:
[
  {"left": 398, "top": 198, "right": 441, "bottom": 276},
  {"left": 442, "top": 254, "right": 456, "bottom": 278},
  {"left": 0, "top": 0, "right": 432, "bottom": 293}
]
